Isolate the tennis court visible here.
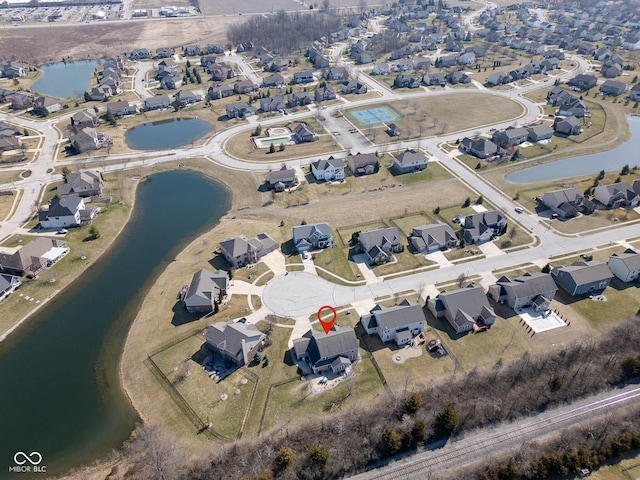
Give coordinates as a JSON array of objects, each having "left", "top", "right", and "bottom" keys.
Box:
[{"left": 347, "top": 106, "right": 402, "bottom": 126}]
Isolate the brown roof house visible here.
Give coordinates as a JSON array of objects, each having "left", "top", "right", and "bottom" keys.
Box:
[
  {"left": 0, "top": 237, "right": 68, "bottom": 275},
  {"left": 488, "top": 272, "right": 557, "bottom": 311},
  {"left": 293, "top": 123, "right": 316, "bottom": 143},
  {"left": 360, "top": 299, "right": 425, "bottom": 346},
  {"left": 181, "top": 269, "right": 229, "bottom": 313},
  {"left": 58, "top": 170, "right": 103, "bottom": 197},
  {"left": 292, "top": 326, "right": 359, "bottom": 374},
  {"left": 219, "top": 233, "right": 278, "bottom": 268},
  {"left": 70, "top": 109, "right": 99, "bottom": 131},
  {"left": 358, "top": 227, "right": 402, "bottom": 265},
  {"left": 267, "top": 167, "right": 298, "bottom": 192},
  {"left": 205, "top": 321, "right": 265, "bottom": 366},
  {"left": 33, "top": 96, "right": 62, "bottom": 116},
  {"left": 428, "top": 285, "right": 496, "bottom": 334},
  {"left": 347, "top": 152, "right": 379, "bottom": 176}
]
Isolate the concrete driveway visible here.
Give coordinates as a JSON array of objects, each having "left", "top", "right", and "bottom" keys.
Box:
[{"left": 261, "top": 250, "right": 287, "bottom": 276}]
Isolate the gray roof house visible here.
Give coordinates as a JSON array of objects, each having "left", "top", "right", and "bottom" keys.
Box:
[
  {"left": 58, "top": 170, "right": 103, "bottom": 197},
  {"left": 628, "top": 84, "right": 640, "bottom": 102},
  {"left": 526, "top": 124, "right": 554, "bottom": 142},
  {"left": 267, "top": 167, "right": 298, "bottom": 192},
  {"left": 71, "top": 127, "right": 101, "bottom": 153},
  {"left": 347, "top": 152, "right": 379, "bottom": 176},
  {"left": 143, "top": 94, "right": 171, "bottom": 111},
  {"left": 292, "top": 222, "right": 332, "bottom": 253},
  {"left": 182, "top": 269, "right": 228, "bottom": 313},
  {"left": 393, "top": 149, "right": 428, "bottom": 173},
  {"left": 293, "top": 71, "right": 314, "bottom": 84},
  {"left": 459, "top": 137, "right": 500, "bottom": 159},
  {"left": 208, "top": 85, "right": 234, "bottom": 100},
  {"left": 492, "top": 127, "right": 529, "bottom": 147},
  {"left": 608, "top": 249, "right": 640, "bottom": 283},
  {"left": 360, "top": 299, "right": 425, "bottom": 345},
  {"left": 70, "top": 109, "right": 99, "bottom": 131},
  {"left": 311, "top": 157, "right": 344, "bottom": 182},
  {"left": 33, "top": 96, "right": 62, "bottom": 116},
  {"left": 427, "top": 285, "right": 496, "bottom": 334},
  {"left": 262, "top": 73, "right": 284, "bottom": 87},
  {"left": 551, "top": 261, "right": 613, "bottom": 296},
  {"left": 554, "top": 116, "right": 581, "bottom": 136},
  {"left": 488, "top": 272, "right": 557, "bottom": 311},
  {"left": 293, "top": 123, "right": 316, "bottom": 143},
  {"left": 107, "top": 100, "right": 134, "bottom": 118},
  {"left": 594, "top": 182, "right": 639, "bottom": 208},
  {"left": 0, "top": 237, "right": 68, "bottom": 275},
  {"left": 599, "top": 79, "right": 627, "bottom": 97},
  {"left": 174, "top": 90, "right": 201, "bottom": 107},
  {"left": 358, "top": 227, "right": 402, "bottom": 265},
  {"left": 0, "top": 273, "right": 21, "bottom": 301},
  {"left": 219, "top": 233, "right": 278, "bottom": 269},
  {"left": 541, "top": 187, "right": 595, "bottom": 218},
  {"left": 292, "top": 327, "right": 359, "bottom": 374},
  {"left": 38, "top": 195, "right": 97, "bottom": 230},
  {"left": 409, "top": 221, "right": 457, "bottom": 254},
  {"left": 205, "top": 321, "right": 265, "bottom": 367},
  {"left": 461, "top": 210, "right": 506, "bottom": 244},
  {"left": 225, "top": 102, "right": 257, "bottom": 119}
]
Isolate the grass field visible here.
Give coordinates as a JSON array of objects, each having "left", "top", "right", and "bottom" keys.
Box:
[
  {"left": 0, "top": 191, "right": 18, "bottom": 221},
  {"left": 313, "top": 246, "right": 361, "bottom": 282}
]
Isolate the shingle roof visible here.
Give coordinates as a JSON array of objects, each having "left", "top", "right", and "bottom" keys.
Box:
[
  {"left": 366, "top": 299, "right": 425, "bottom": 331},
  {"left": 359, "top": 227, "right": 401, "bottom": 253},
  {"left": 552, "top": 261, "right": 613, "bottom": 286},
  {"left": 494, "top": 272, "right": 557, "bottom": 299},
  {"left": 610, "top": 250, "right": 640, "bottom": 272},
  {"left": 292, "top": 326, "right": 358, "bottom": 366},
  {"left": 183, "top": 269, "right": 228, "bottom": 308},
  {"left": 205, "top": 321, "right": 264, "bottom": 360},
  {"left": 292, "top": 223, "right": 331, "bottom": 243},
  {"left": 394, "top": 149, "right": 429, "bottom": 166}
]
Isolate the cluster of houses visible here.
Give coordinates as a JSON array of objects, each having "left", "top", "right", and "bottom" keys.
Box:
[
  {"left": 69, "top": 109, "right": 112, "bottom": 153},
  {"left": 459, "top": 123, "right": 555, "bottom": 160},
  {"left": 540, "top": 180, "right": 640, "bottom": 219},
  {"left": 88, "top": 57, "right": 125, "bottom": 102}
]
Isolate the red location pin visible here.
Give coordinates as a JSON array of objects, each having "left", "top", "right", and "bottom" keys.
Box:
[{"left": 317, "top": 305, "right": 337, "bottom": 335}]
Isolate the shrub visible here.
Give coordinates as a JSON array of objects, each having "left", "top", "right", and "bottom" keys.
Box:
[
  {"left": 434, "top": 405, "right": 458, "bottom": 437},
  {"left": 275, "top": 446, "right": 295, "bottom": 469},
  {"left": 307, "top": 444, "right": 329, "bottom": 464},
  {"left": 380, "top": 425, "right": 401, "bottom": 456},
  {"left": 404, "top": 392, "right": 423, "bottom": 414},
  {"left": 88, "top": 225, "right": 101, "bottom": 240}
]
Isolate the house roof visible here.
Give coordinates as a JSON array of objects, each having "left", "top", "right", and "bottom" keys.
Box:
[
  {"left": 596, "top": 182, "right": 637, "bottom": 202},
  {"left": 609, "top": 250, "right": 640, "bottom": 272},
  {"left": 39, "top": 195, "right": 83, "bottom": 221},
  {"left": 494, "top": 272, "right": 557, "bottom": 299},
  {"left": 268, "top": 168, "right": 296, "bottom": 182},
  {"left": 410, "top": 221, "right": 456, "bottom": 249},
  {"left": 292, "top": 326, "right": 358, "bottom": 366},
  {"left": 58, "top": 170, "right": 101, "bottom": 196},
  {"left": 312, "top": 157, "right": 343, "bottom": 171},
  {"left": 366, "top": 299, "right": 425, "bottom": 331},
  {"left": 292, "top": 223, "right": 331, "bottom": 243},
  {"left": 0, "top": 237, "right": 67, "bottom": 273},
  {"left": 543, "top": 187, "right": 582, "bottom": 205},
  {"left": 220, "top": 235, "right": 252, "bottom": 258},
  {"left": 551, "top": 261, "right": 613, "bottom": 287},
  {"left": 437, "top": 285, "right": 495, "bottom": 326},
  {"left": 348, "top": 152, "right": 379, "bottom": 168},
  {"left": 0, "top": 273, "right": 20, "bottom": 293},
  {"left": 205, "top": 321, "right": 265, "bottom": 360},
  {"left": 145, "top": 94, "right": 171, "bottom": 107},
  {"left": 359, "top": 227, "right": 401, "bottom": 252},
  {"left": 72, "top": 109, "right": 97, "bottom": 124},
  {"left": 394, "top": 149, "right": 428, "bottom": 166},
  {"left": 184, "top": 269, "right": 228, "bottom": 308}
]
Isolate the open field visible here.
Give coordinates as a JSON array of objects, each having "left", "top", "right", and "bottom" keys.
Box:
[
  {"left": 0, "top": 191, "right": 19, "bottom": 221},
  {"left": 349, "top": 93, "right": 524, "bottom": 145}
]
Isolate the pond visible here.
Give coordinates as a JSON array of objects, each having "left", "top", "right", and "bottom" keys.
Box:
[
  {"left": 125, "top": 118, "right": 213, "bottom": 150},
  {"left": 506, "top": 115, "right": 640, "bottom": 184},
  {"left": 32, "top": 60, "right": 98, "bottom": 100},
  {"left": 0, "top": 170, "right": 231, "bottom": 479}
]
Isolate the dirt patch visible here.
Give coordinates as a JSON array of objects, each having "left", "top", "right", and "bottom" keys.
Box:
[{"left": 0, "top": 17, "right": 241, "bottom": 64}]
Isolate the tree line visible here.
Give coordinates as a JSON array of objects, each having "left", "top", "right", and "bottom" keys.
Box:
[{"left": 227, "top": 10, "right": 342, "bottom": 55}]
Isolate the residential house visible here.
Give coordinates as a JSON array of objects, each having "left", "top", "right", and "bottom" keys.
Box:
[
  {"left": 293, "top": 71, "right": 314, "bottom": 84},
  {"left": 38, "top": 195, "right": 97, "bottom": 229},
  {"left": 182, "top": 44, "right": 202, "bottom": 57},
  {"left": 219, "top": 233, "right": 279, "bottom": 268},
  {"left": 156, "top": 59, "right": 178, "bottom": 76},
  {"left": 159, "top": 74, "right": 183, "bottom": 90},
  {"left": 107, "top": 100, "right": 134, "bottom": 118},
  {"left": 233, "top": 80, "right": 258, "bottom": 94},
  {"left": 143, "top": 94, "right": 171, "bottom": 111},
  {"left": 58, "top": 170, "right": 103, "bottom": 197},
  {"left": 0, "top": 273, "right": 21, "bottom": 301},
  {"left": 427, "top": 285, "right": 496, "bottom": 334},
  {"left": 311, "top": 157, "right": 344, "bottom": 182},
  {"left": 409, "top": 221, "right": 457, "bottom": 253},
  {"left": 526, "top": 124, "right": 554, "bottom": 142},
  {"left": 70, "top": 127, "right": 100, "bottom": 153},
  {"left": 547, "top": 87, "right": 574, "bottom": 106},
  {"left": 0, "top": 137, "right": 21, "bottom": 152},
  {"left": 225, "top": 102, "right": 257, "bottom": 119},
  {"left": 129, "top": 48, "right": 151, "bottom": 60},
  {"left": 608, "top": 249, "right": 640, "bottom": 283},
  {"left": 551, "top": 261, "right": 613, "bottom": 296},
  {"left": 0, "top": 61, "right": 25, "bottom": 79},
  {"left": 568, "top": 74, "right": 598, "bottom": 91},
  {"left": 423, "top": 73, "right": 446, "bottom": 86},
  {"left": 347, "top": 152, "right": 379, "bottom": 176},
  {"left": 395, "top": 58, "right": 414, "bottom": 71},
  {"left": 393, "top": 149, "right": 428, "bottom": 173},
  {"left": 461, "top": 210, "right": 506, "bottom": 244},
  {"left": 541, "top": 188, "right": 595, "bottom": 218},
  {"left": 554, "top": 116, "right": 582, "bottom": 136},
  {"left": 486, "top": 72, "right": 513, "bottom": 86},
  {"left": 205, "top": 321, "right": 265, "bottom": 367},
  {"left": 267, "top": 167, "right": 298, "bottom": 192},
  {"left": 32, "top": 96, "right": 61, "bottom": 116},
  {"left": 325, "top": 67, "right": 347, "bottom": 81},
  {"left": 70, "top": 109, "right": 99, "bottom": 132},
  {"left": 208, "top": 85, "right": 234, "bottom": 100},
  {"left": 259, "top": 96, "right": 286, "bottom": 113},
  {"left": 200, "top": 55, "right": 219, "bottom": 67},
  {"left": 488, "top": 273, "right": 557, "bottom": 311},
  {"left": 314, "top": 86, "right": 336, "bottom": 102},
  {"left": 447, "top": 71, "right": 471, "bottom": 85},
  {"left": 262, "top": 73, "right": 284, "bottom": 87},
  {"left": 372, "top": 63, "right": 390, "bottom": 75},
  {"left": 492, "top": 127, "right": 529, "bottom": 147},
  {"left": 181, "top": 269, "right": 228, "bottom": 313},
  {"left": 313, "top": 55, "right": 330, "bottom": 69},
  {"left": 209, "top": 63, "right": 234, "bottom": 81},
  {"left": 557, "top": 98, "right": 587, "bottom": 118},
  {"left": 173, "top": 90, "right": 201, "bottom": 107},
  {"left": 387, "top": 123, "right": 402, "bottom": 137},
  {"left": 602, "top": 63, "right": 623, "bottom": 78},
  {"left": 293, "top": 123, "right": 316, "bottom": 143},
  {"left": 264, "top": 59, "right": 289, "bottom": 72},
  {"left": 0, "top": 237, "right": 68, "bottom": 276},
  {"left": 358, "top": 227, "right": 402, "bottom": 265},
  {"left": 292, "top": 327, "right": 359, "bottom": 374},
  {"left": 594, "top": 182, "right": 639, "bottom": 208},
  {"left": 340, "top": 80, "right": 367, "bottom": 95},
  {"left": 155, "top": 47, "right": 174, "bottom": 58},
  {"left": 599, "top": 79, "right": 627, "bottom": 96},
  {"left": 89, "top": 85, "right": 112, "bottom": 102},
  {"left": 292, "top": 222, "right": 332, "bottom": 253},
  {"left": 360, "top": 300, "right": 425, "bottom": 346},
  {"left": 287, "top": 92, "right": 312, "bottom": 107},
  {"left": 459, "top": 137, "right": 500, "bottom": 159},
  {"left": 627, "top": 84, "right": 640, "bottom": 101},
  {"left": 393, "top": 74, "right": 420, "bottom": 88}
]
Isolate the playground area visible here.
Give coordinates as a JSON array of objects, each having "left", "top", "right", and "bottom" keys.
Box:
[
  {"left": 253, "top": 126, "right": 294, "bottom": 149},
  {"left": 347, "top": 106, "right": 402, "bottom": 127}
]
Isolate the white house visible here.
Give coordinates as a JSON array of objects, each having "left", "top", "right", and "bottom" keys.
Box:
[
  {"left": 38, "top": 195, "right": 96, "bottom": 229},
  {"left": 360, "top": 299, "right": 425, "bottom": 345},
  {"left": 311, "top": 157, "right": 345, "bottom": 182},
  {"left": 608, "top": 249, "right": 640, "bottom": 283}
]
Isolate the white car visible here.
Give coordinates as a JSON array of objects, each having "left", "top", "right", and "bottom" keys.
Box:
[
  {"left": 514, "top": 207, "right": 524, "bottom": 214},
  {"left": 57, "top": 228, "right": 68, "bottom": 234}
]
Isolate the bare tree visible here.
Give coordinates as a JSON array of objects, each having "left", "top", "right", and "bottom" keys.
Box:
[
  {"left": 457, "top": 272, "right": 467, "bottom": 287},
  {"left": 127, "top": 424, "right": 179, "bottom": 480}
]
